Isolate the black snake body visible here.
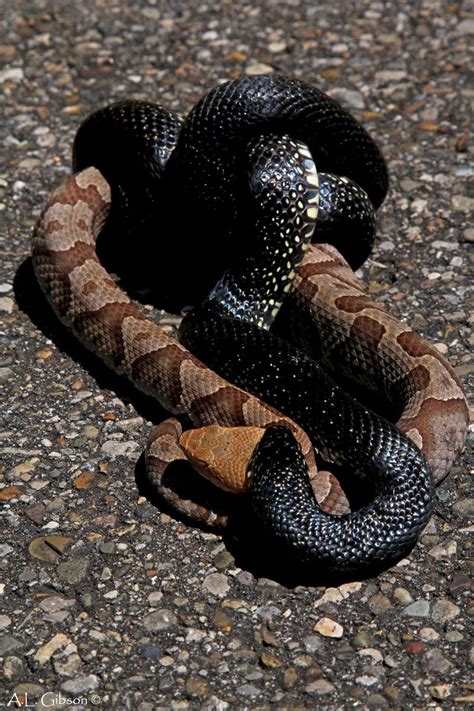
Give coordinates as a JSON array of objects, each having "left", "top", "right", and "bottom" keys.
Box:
[{"left": 68, "top": 75, "right": 436, "bottom": 570}]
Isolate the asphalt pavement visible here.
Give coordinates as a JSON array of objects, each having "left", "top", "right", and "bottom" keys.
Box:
[{"left": 0, "top": 1, "right": 472, "bottom": 709}]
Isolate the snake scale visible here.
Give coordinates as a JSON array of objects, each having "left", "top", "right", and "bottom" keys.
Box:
[{"left": 32, "top": 75, "right": 469, "bottom": 571}]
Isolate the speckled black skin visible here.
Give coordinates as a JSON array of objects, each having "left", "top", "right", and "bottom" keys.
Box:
[
  {"left": 207, "top": 133, "right": 320, "bottom": 328},
  {"left": 315, "top": 173, "right": 376, "bottom": 269},
  {"left": 73, "top": 75, "right": 434, "bottom": 570},
  {"left": 179, "top": 309, "right": 434, "bottom": 570},
  {"left": 250, "top": 424, "right": 433, "bottom": 570}
]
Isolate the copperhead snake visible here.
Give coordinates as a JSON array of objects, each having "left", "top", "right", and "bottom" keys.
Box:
[{"left": 31, "top": 75, "right": 469, "bottom": 571}]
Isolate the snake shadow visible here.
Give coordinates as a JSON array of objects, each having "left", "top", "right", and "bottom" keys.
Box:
[{"left": 93, "top": 212, "right": 224, "bottom": 312}]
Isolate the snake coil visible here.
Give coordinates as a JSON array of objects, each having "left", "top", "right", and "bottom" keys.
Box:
[{"left": 32, "top": 75, "right": 468, "bottom": 572}]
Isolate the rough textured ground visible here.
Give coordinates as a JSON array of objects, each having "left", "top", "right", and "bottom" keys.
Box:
[{"left": 1, "top": 1, "right": 473, "bottom": 709}]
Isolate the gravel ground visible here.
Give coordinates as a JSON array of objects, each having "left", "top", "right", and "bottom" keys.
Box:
[{"left": 1, "top": 1, "right": 473, "bottom": 709}]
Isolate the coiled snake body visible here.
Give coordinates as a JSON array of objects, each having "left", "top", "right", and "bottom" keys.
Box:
[{"left": 32, "top": 75, "right": 468, "bottom": 571}]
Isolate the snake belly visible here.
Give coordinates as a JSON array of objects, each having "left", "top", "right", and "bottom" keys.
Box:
[{"left": 31, "top": 74, "right": 469, "bottom": 572}]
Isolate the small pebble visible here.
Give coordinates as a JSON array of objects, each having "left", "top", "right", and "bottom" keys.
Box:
[
  {"left": 393, "top": 588, "right": 413, "bottom": 604},
  {"left": 305, "top": 678, "right": 336, "bottom": 695},
  {"left": 35, "top": 634, "right": 71, "bottom": 665},
  {"left": 314, "top": 617, "right": 344, "bottom": 638},
  {"left": 0, "top": 615, "right": 11, "bottom": 630},
  {"left": 419, "top": 627, "right": 440, "bottom": 642},
  {"left": 100, "top": 440, "right": 139, "bottom": 458},
  {"left": 366, "top": 693, "right": 388, "bottom": 707},
  {"left": 462, "top": 227, "right": 474, "bottom": 243},
  {"left": 452, "top": 195, "right": 474, "bottom": 212},
  {"left": 0, "top": 637, "right": 23, "bottom": 656},
  {"left": 0, "top": 367, "right": 13, "bottom": 384},
  {"left": 358, "top": 648, "right": 383, "bottom": 663},
  {"left": 212, "top": 610, "right": 232, "bottom": 632},
  {"left": 431, "top": 599, "right": 460, "bottom": 624},
  {"left": 185, "top": 676, "right": 209, "bottom": 697},
  {"left": 429, "top": 684, "right": 452, "bottom": 700},
  {"left": 3, "top": 656, "right": 24, "bottom": 680},
  {"left": 353, "top": 630, "right": 375, "bottom": 648},
  {"left": 402, "top": 600, "right": 430, "bottom": 618},
  {"left": 355, "top": 674, "right": 379, "bottom": 687},
  {"left": 455, "top": 19, "right": 474, "bottom": 34},
  {"left": 424, "top": 648, "right": 453, "bottom": 673},
  {"left": 147, "top": 591, "right": 164, "bottom": 606},
  {"left": 53, "top": 653, "right": 82, "bottom": 676},
  {"left": 245, "top": 62, "right": 274, "bottom": 75},
  {"left": 39, "top": 596, "right": 75, "bottom": 613},
  {"left": 428, "top": 539, "right": 457, "bottom": 559},
  {"left": 61, "top": 675, "right": 99, "bottom": 694},
  {"left": 282, "top": 667, "right": 298, "bottom": 689},
  {"left": 329, "top": 87, "right": 365, "bottom": 109},
  {"left": 143, "top": 609, "right": 178, "bottom": 632},
  {"left": 237, "top": 683, "right": 260, "bottom": 697},
  {"left": 57, "top": 558, "right": 89, "bottom": 585},
  {"left": 260, "top": 651, "right": 283, "bottom": 668},
  {"left": 453, "top": 498, "right": 474, "bottom": 517},
  {"left": 368, "top": 593, "right": 392, "bottom": 614},
  {"left": 0, "top": 297, "right": 14, "bottom": 313},
  {"left": 202, "top": 573, "right": 230, "bottom": 598},
  {"left": 303, "top": 634, "right": 325, "bottom": 653}
]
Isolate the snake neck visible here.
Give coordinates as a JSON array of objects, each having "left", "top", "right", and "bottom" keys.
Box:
[{"left": 204, "top": 134, "right": 319, "bottom": 329}]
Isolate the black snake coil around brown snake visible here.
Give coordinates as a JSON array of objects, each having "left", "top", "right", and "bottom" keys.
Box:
[{"left": 32, "top": 75, "right": 469, "bottom": 571}]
